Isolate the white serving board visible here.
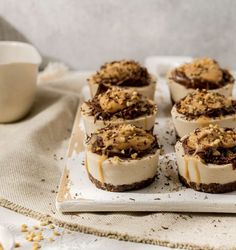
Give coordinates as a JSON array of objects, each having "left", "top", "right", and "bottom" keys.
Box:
[{"left": 56, "top": 59, "right": 236, "bottom": 213}]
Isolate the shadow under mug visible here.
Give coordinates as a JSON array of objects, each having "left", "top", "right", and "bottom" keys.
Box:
[{"left": 0, "top": 41, "right": 42, "bottom": 123}]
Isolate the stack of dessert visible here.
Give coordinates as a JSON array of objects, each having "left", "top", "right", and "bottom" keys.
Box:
[
  {"left": 176, "top": 125, "right": 236, "bottom": 193},
  {"left": 169, "top": 57, "right": 236, "bottom": 193},
  {"left": 81, "top": 60, "right": 160, "bottom": 192},
  {"left": 81, "top": 57, "right": 236, "bottom": 194},
  {"left": 171, "top": 89, "right": 236, "bottom": 137}
]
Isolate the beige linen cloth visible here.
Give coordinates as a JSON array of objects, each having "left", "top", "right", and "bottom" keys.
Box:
[{"left": 1, "top": 75, "right": 236, "bottom": 250}]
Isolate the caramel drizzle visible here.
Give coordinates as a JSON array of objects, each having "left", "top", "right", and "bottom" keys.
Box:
[
  {"left": 184, "top": 155, "right": 201, "bottom": 185},
  {"left": 98, "top": 155, "right": 107, "bottom": 184},
  {"left": 85, "top": 156, "right": 89, "bottom": 173},
  {"left": 196, "top": 116, "right": 210, "bottom": 128},
  {"left": 193, "top": 159, "right": 201, "bottom": 185}
]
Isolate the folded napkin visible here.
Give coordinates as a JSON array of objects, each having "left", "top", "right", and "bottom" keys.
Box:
[{"left": 0, "top": 72, "right": 236, "bottom": 250}]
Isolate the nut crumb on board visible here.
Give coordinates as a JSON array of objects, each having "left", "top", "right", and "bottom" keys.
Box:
[{"left": 18, "top": 221, "right": 72, "bottom": 249}]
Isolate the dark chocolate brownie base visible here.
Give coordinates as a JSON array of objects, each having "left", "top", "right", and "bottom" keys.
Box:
[
  {"left": 88, "top": 172, "right": 156, "bottom": 192},
  {"left": 179, "top": 174, "right": 236, "bottom": 193}
]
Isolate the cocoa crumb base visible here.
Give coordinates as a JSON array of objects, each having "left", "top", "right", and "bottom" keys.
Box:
[
  {"left": 88, "top": 172, "right": 156, "bottom": 192},
  {"left": 179, "top": 174, "right": 236, "bottom": 193}
]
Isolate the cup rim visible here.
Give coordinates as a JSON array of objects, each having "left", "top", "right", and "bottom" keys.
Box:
[{"left": 0, "top": 41, "right": 42, "bottom": 65}]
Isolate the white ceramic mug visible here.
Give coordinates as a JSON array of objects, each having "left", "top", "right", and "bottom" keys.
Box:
[{"left": 0, "top": 41, "right": 42, "bottom": 123}]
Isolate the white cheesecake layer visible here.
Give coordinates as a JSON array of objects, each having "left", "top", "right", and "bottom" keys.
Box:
[
  {"left": 88, "top": 75, "right": 157, "bottom": 100},
  {"left": 168, "top": 79, "right": 233, "bottom": 103},
  {"left": 86, "top": 149, "right": 160, "bottom": 186},
  {"left": 81, "top": 102, "right": 157, "bottom": 136},
  {"left": 175, "top": 140, "right": 236, "bottom": 185},
  {"left": 171, "top": 105, "right": 236, "bottom": 137}
]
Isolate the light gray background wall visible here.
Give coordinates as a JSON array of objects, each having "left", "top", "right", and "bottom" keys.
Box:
[{"left": 0, "top": 0, "right": 235, "bottom": 70}]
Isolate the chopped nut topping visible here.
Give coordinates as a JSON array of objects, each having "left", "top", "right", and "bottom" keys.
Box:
[
  {"left": 48, "top": 225, "right": 55, "bottom": 229},
  {"left": 186, "top": 125, "right": 236, "bottom": 151},
  {"left": 131, "top": 153, "right": 138, "bottom": 159},
  {"left": 183, "top": 125, "right": 236, "bottom": 168},
  {"left": 169, "top": 57, "right": 234, "bottom": 89},
  {"left": 176, "top": 89, "right": 236, "bottom": 119},
  {"left": 87, "top": 124, "right": 159, "bottom": 158},
  {"left": 32, "top": 242, "right": 41, "bottom": 250},
  {"left": 35, "top": 232, "right": 43, "bottom": 242},
  {"left": 19, "top": 221, "right": 63, "bottom": 248},
  {"left": 40, "top": 219, "right": 52, "bottom": 227},
  {"left": 83, "top": 85, "right": 157, "bottom": 121},
  {"left": 26, "top": 231, "right": 36, "bottom": 242},
  {"left": 88, "top": 60, "right": 151, "bottom": 87},
  {"left": 178, "top": 58, "right": 222, "bottom": 82},
  {"left": 21, "top": 224, "right": 28, "bottom": 232},
  {"left": 99, "top": 87, "right": 140, "bottom": 113},
  {"left": 53, "top": 231, "right": 61, "bottom": 236}
]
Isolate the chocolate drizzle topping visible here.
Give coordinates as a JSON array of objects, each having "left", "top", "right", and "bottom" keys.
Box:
[
  {"left": 88, "top": 60, "right": 152, "bottom": 87},
  {"left": 176, "top": 89, "right": 236, "bottom": 120},
  {"left": 84, "top": 85, "right": 156, "bottom": 121},
  {"left": 182, "top": 126, "right": 236, "bottom": 169},
  {"left": 87, "top": 124, "right": 159, "bottom": 159},
  {"left": 169, "top": 58, "right": 234, "bottom": 89}
]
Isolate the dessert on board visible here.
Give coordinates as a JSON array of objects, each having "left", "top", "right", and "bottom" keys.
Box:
[
  {"left": 171, "top": 89, "right": 236, "bottom": 137},
  {"left": 167, "top": 57, "right": 234, "bottom": 103},
  {"left": 175, "top": 125, "right": 236, "bottom": 193},
  {"left": 81, "top": 85, "right": 157, "bottom": 135},
  {"left": 85, "top": 124, "right": 160, "bottom": 192},
  {"left": 87, "top": 60, "right": 156, "bottom": 99}
]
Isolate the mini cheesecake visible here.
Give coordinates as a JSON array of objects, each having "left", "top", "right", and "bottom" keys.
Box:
[
  {"left": 87, "top": 60, "right": 156, "bottom": 99},
  {"left": 176, "top": 125, "right": 236, "bottom": 193},
  {"left": 85, "top": 124, "right": 160, "bottom": 192},
  {"left": 81, "top": 85, "right": 157, "bottom": 136},
  {"left": 171, "top": 89, "right": 236, "bottom": 137},
  {"left": 167, "top": 57, "right": 234, "bottom": 103}
]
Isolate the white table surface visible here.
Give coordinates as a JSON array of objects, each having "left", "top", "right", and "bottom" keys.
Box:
[{"left": 0, "top": 207, "right": 177, "bottom": 250}]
